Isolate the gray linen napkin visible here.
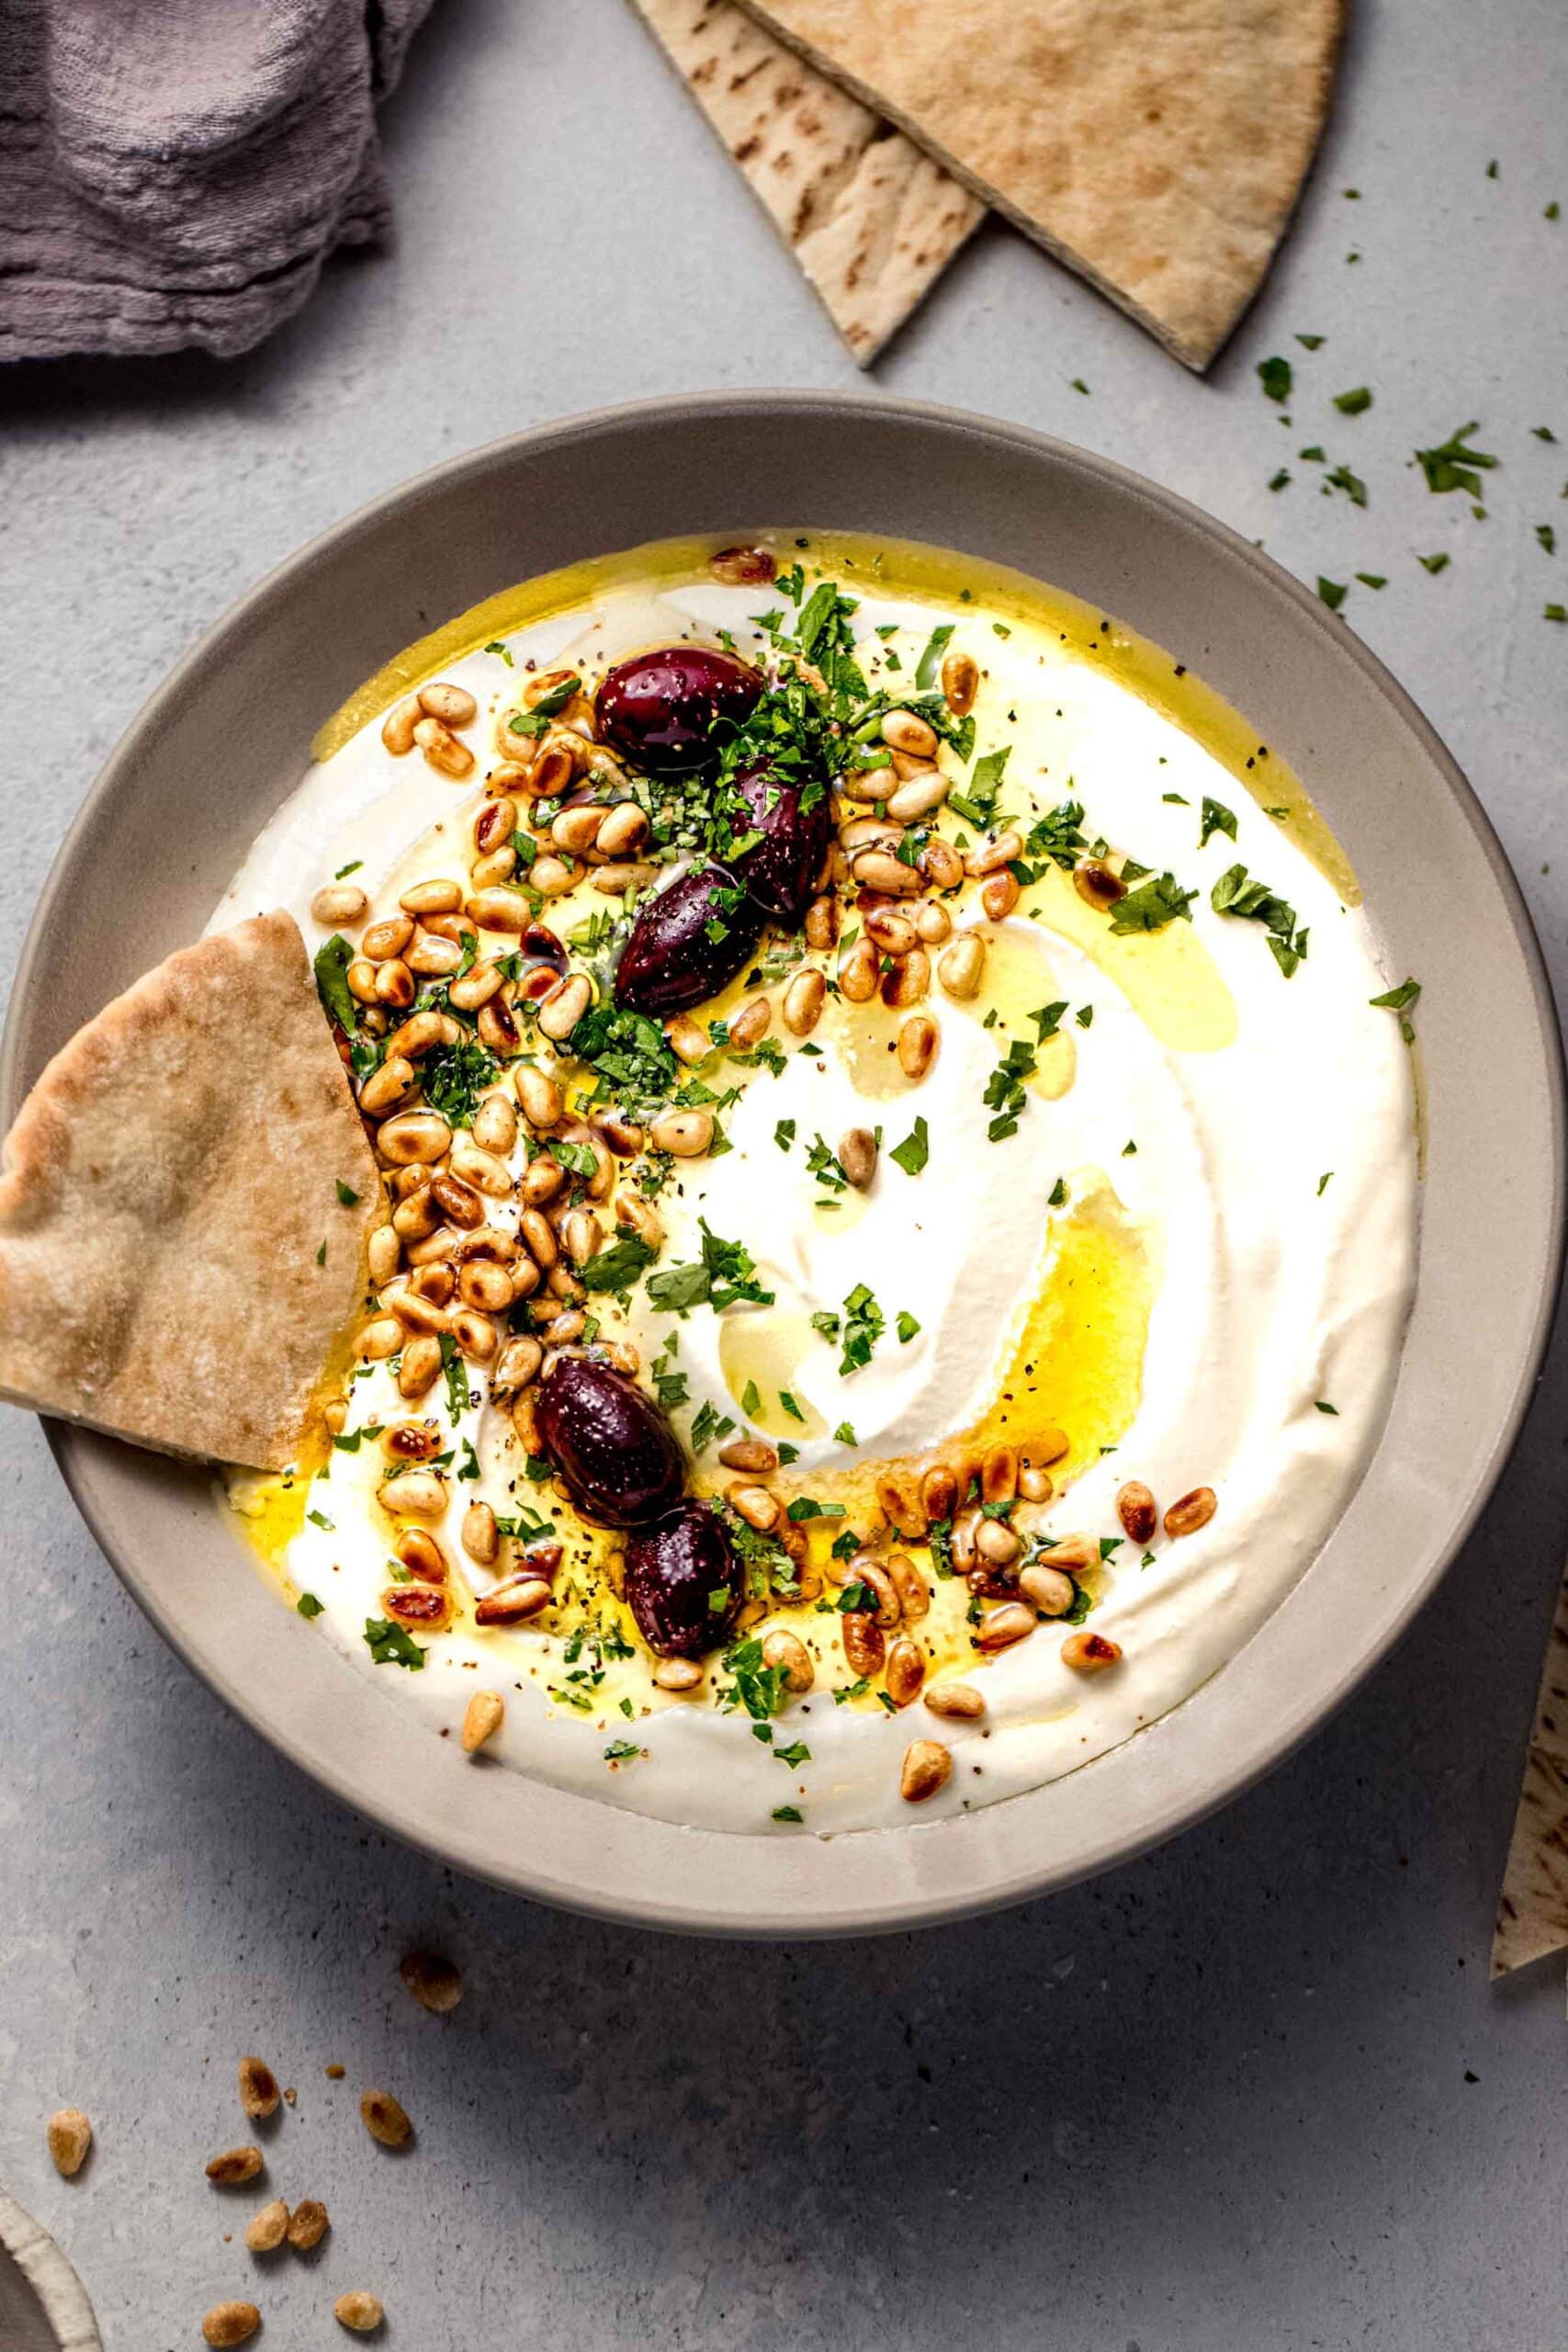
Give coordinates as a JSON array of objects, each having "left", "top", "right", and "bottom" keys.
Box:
[{"left": 0, "top": 0, "right": 435, "bottom": 361}]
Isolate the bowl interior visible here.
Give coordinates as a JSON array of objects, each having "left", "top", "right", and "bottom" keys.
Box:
[{"left": 6, "top": 393, "right": 1562, "bottom": 1935}]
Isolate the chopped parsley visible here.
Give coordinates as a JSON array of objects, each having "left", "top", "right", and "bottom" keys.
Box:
[
  {"left": 1108, "top": 872, "right": 1197, "bottom": 933},
  {"left": 1416, "top": 423, "right": 1497, "bottom": 498},
  {"left": 896, "top": 1309, "right": 921, "bottom": 1344},
  {"left": 1212, "top": 863, "right": 1310, "bottom": 976},
  {"left": 772, "top": 1804, "right": 804, "bottom": 1824},
  {"left": 647, "top": 1222, "right": 773, "bottom": 1314},
  {"left": 1333, "top": 386, "right": 1372, "bottom": 414},
  {"left": 1257, "top": 355, "right": 1292, "bottom": 403},
  {"left": 915, "top": 623, "right": 955, "bottom": 689},
  {"left": 580, "top": 1233, "right": 660, "bottom": 1293},
  {"left": 889, "top": 1116, "right": 930, "bottom": 1176},
  {"left": 438, "top": 1333, "right": 470, "bottom": 1420},
  {"left": 833, "top": 1421, "right": 858, "bottom": 1446},
  {"left": 1418, "top": 552, "right": 1451, "bottom": 574},
  {"left": 335, "top": 1178, "right": 360, "bottom": 1206},
  {"left": 603, "top": 1739, "right": 643, "bottom": 1763},
  {"left": 365, "top": 1617, "right": 425, "bottom": 1669},
  {"left": 1199, "top": 797, "right": 1237, "bottom": 850},
  {"left": 422, "top": 1039, "right": 500, "bottom": 1129},
  {"left": 838, "top": 1284, "right": 885, "bottom": 1376},
  {"left": 296, "top": 1592, "right": 324, "bottom": 1620},
  {"left": 312, "top": 933, "right": 358, "bottom": 1033},
  {"left": 1317, "top": 577, "right": 1348, "bottom": 612}
]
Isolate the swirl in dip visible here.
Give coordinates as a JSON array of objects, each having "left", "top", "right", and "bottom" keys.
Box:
[{"left": 220, "top": 533, "right": 1418, "bottom": 1835}]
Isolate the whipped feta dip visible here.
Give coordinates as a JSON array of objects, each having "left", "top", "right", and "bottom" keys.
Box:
[{"left": 219, "top": 533, "right": 1418, "bottom": 1837}]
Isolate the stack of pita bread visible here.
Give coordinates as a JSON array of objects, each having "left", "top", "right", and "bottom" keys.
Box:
[{"left": 630, "top": 0, "right": 1343, "bottom": 367}]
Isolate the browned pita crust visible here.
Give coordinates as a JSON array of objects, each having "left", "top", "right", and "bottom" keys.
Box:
[
  {"left": 0, "top": 911, "right": 378, "bottom": 1471},
  {"left": 731, "top": 0, "right": 1344, "bottom": 368},
  {"left": 1493, "top": 1562, "right": 1568, "bottom": 1977},
  {"left": 630, "top": 0, "right": 984, "bottom": 362}
]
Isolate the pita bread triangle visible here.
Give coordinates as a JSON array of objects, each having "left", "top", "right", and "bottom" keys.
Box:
[
  {"left": 629, "top": 0, "right": 985, "bottom": 363},
  {"left": 0, "top": 910, "right": 379, "bottom": 1471},
  {"left": 1493, "top": 1555, "right": 1568, "bottom": 1978},
  {"left": 731, "top": 0, "right": 1344, "bottom": 368}
]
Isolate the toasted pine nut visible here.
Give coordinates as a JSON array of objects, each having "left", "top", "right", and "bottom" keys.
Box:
[
  {"left": 46, "top": 2107, "right": 92, "bottom": 2177},
  {"left": 876, "top": 1473, "right": 927, "bottom": 1541},
  {"left": 804, "top": 893, "right": 840, "bottom": 949},
  {"left": 206, "top": 2144, "right": 265, "bottom": 2186},
  {"left": 378, "top": 1467, "right": 446, "bottom": 1520},
  {"left": 492, "top": 1335, "right": 544, "bottom": 1394},
  {"left": 709, "top": 544, "right": 776, "bottom": 585},
  {"left": 840, "top": 1126, "right": 878, "bottom": 1189},
  {"left": 334, "top": 2290, "right": 386, "bottom": 2333},
  {"left": 881, "top": 707, "right": 939, "bottom": 759},
  {"left": 976, "top": 1600, "right": 1034, "bottom": 1650},
  {"left": 886, "top": 770, "right": 951, "bottom": 824},
  {"left": 981, "top": 1445, "right": 1018, "bottom": 1505},
  {"left": 615, "top": 1193, "right": 664, "bottom": 1250},
  {"left": 377, "top": 1110, "right": 452, "bottom": 1167},
  {"left": 457, "top": 1259, "right": 513, "bottom": 1313},
  {"left": 593, "top": 860, "right": 660, "bottom": 893},
  {"left": 245, "top": 2197, "right": 289, "bottom": 2253},
  {"left": 395, "top": 1526, "right": 448, "bottom": 1585},
  {"left": 728, "top": 1483, "right": 780, "bottom": 1532},
  {"left": 899, "top": 1739, "right": 952, "bottom": 1802},
  {"left": 516, "top": 1065, "right": 564, "bottom": 1126},
  {"left": 924, "top": 1679, "right": 985, "bottom": 1721},
  {"left": 886, "top": 1636, "right": 926, "bottom": 1707},
  {"left": 202, "top": 2303, "right": 261, "bottom": 2348},
  {"left": 470, "top": 844, "right": 521, "bottom": 890},
  {"left": 1116, "top": 1481, "right": 1158, "bottom": 1544},
  {"left": 358, "top": 1316, "right": 403, "bottom": 1360},
  {"left": 288, "top": 2200, "right": 330, "bottom": 2249},
  {"left": 938, "top": 932, "right": 986, "bottom": 1001},
  {"left": 559, "top": 1207, "right": 600, "bottom": 1267},
  {"left": 1038, "top": 1533, "right": 1098, "bottom": 1575},
  {"left": 451, "top": 1307, "right": 499, "bottom": 1363},
  {"left": 885, "top": 1552, "right": 930, "bottom": 1623},
  {"left": 920, "top": 838, "right": 964, "bottom": 889},
  {"left": 466, "top": 886, "right": 532, "bottom": 933},
  {"left": 387, "top": 1012, "right": 460, "bottom": 1065},
  {"left": 359, "top": 2089, "right": 412, "bottom": 2148},
  {"left": 941, "top": 648, "right": 979, "bottom": 715},
  {"left": 840, "top": 812, "right": 899, "bottom": 854},
  {"left": 840, "top": 765, "right": 889, "bottom": 804},
  {"left": 864, "top": 906, "right": 918, "bottom": 956},
  {"left": 981, "top": 871, "right": 1021, "bottom": 921},
  {"left": 838, "top": 939, "right": 880, "bottom": 1001},
  {"left": 467, "top": 1094, "right": 515, "bottom": 1159},
  {"left": 397, "top": 1335, "right": 443, "bottom": 1399},
  {"left": 649, "top": 1107, "right": 714, "bottom": 1158},
  {"left": 449, "top": 1136, "right": 513, "bottom": 1197},
  {"left": 474, "top": 1576, "right": 551, "bottom": 1625},
  {"left": 476, "top": 993, "right": 523, "bottom": 1057},
  {"left": 536, "top": 972, "right": 592, "bottom": 1041},
  {"left": 761, "top": 1628, "right": 814, "bottom": 1692},
  {"left": 881, "top": 945, "right": 930, "bottom": 1008},
  {"left": 399, "top": 876, "right": 464, "bottom": 919},
  {"left": 841, "top": 1611, "right": 885, "bottom": 1678},
  {"left": 390, "top": 1186, "right": 441, "bottom": 1242},
  {"left": 346, "top": 956, "right": 380, "bottom": 1004},
  {"left": 382, "top": 695, "right": 422, "bottom": 755},
  {"left": 1062, "top": 1630, "right": 1122, "bottom": 1672},
  {"left": 782, "top": 967, "right": 826, "bottom": 1036},
  {"left": 920, "top": 1464, "right": 959, "bottom": 1522},
  {"left": 237, "top": 2054, "right": 281, "bottom": 2120},
  {"left": 653, "top": 1657, "right": 704, "bottom": 1692},
  {"left": 413, "top": 715, "right": 474, "bottom": 778},
  {"left": 1074, "top": 857, "right": 1126, "bottom": 911},
  {"left": 418, "top": 680, "right": 477, "bottom": 729},
  {"left": 965, "top": 829, "right": 1022, "bottom": 878},
  {"left": 384, "top": 1419, "right": 442, "bottom": 1462},
  {"left": 537, "top": 1308, "right": 585, "bottom": 1348},
  {"left": 1022, "top": 1427, "right": 1070, "bottom": 1470},
  {"left": 1018, "top": 1464, "right": 1055, "bottom": 1504},
  {"left": 312, "top": 883, "right": 369, "bottom": 928},
  {"left": 398, "top": 1949, "right": 463, "bottom": 2016},
  {"left": 522, "top": 1157, "right": 565, "bottom": 1208},
  {"left": 595, "top": 801, "right": 649, "bottom": 858},
  {"left": 388, "top": 1284, "right": 450, "bottom": 1338},
  {"left": 1019, "top": 1564, "right": 1077, "bottom": 1616},
  {"left": 1164, "top": 1486, "right": 1217, "bottom": 1538},
  {"left": 852, "top": 848, "right": 922, "bottom": 897},
  {"left": 728, "top": 994, "right": 772, "bottom": 1050},
  {"left": 976, "top": 1518, "right": 1021, "bottom": 1566},
  {"left": 462, "top": 1690, "right": 504, "bottom": 1753},
  {"left": 474, "top": 796, "right": 518, "bottom": 854},
  {"left": 655, "top": 1017, "right": 705, "bottom": 1069},
  {"left": 363, "top": 915, "right": 413, "bottom": 962},
  {"left": 915, "top": 899, "right": 953, "bottom": 943},
  {"left": 531, "top": 855, "right": 580, "bottom": 898},
  {"left": 380, "top": 1579, "right": 451, "bottom": 1629},
  {"left": 898, "top": 1015, "right": 938, "bottom": 1080},
  {"left": 718, "top": 1438, "right": 778, "bottom": 1475},
  {"left": 551, "top": 803, "right": 604, "bottom": 856},
  {"left": 360, "top": 1056, "right": 415, "bottom": 1117},
  {"left": 406, "top": 929, "right": 465, "bottom": 977}
]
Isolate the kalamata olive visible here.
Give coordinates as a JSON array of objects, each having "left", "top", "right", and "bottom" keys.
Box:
[
  {"left": 614, "top": 863, "right": 765, "bottom": 1015},
  {"left": 535, "top": 1355, "right": 685, "bottom": 1528},
  {"left": 717, "top": 759, "right": 833, "bottom": 924},
  {"left": 596, "top": 645, "right": 762, "bottom": 778},
  {"left": 623, "top": 1501, "right": 743, "bottom": 1657}
]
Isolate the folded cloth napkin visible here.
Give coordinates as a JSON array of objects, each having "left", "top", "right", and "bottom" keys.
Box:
[{"left": 0, "top": 0, "right": 434, "bottom": 361}]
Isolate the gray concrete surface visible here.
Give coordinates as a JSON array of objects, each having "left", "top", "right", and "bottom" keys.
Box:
[{"left": 3, "top": 1, "right": 1567, "bottom": 2344}]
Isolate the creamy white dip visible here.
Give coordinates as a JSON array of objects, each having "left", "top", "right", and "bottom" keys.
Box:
[{"left": 218, "top": 537, "right": 1417, "bottom": 1837}]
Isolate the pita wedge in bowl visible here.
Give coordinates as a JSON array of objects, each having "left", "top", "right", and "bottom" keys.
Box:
[
  {"left": 630, "top": 0, "right": 984, "bottom": 362},
  {"left": 0, "top": 910, "right": 378, "bottom": 1471},
  {"left": 732, "top": 0, "right": 1344, "bottom": 367}
]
